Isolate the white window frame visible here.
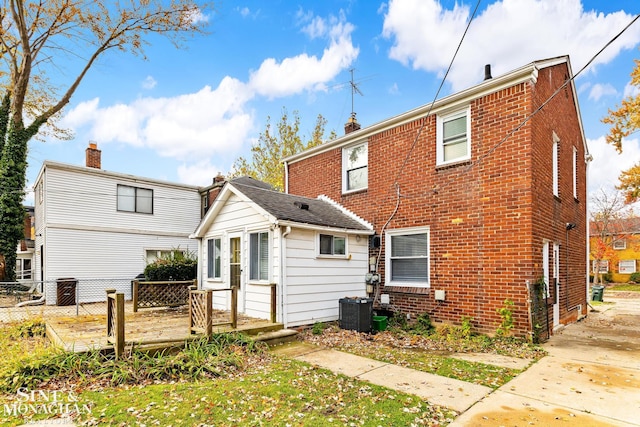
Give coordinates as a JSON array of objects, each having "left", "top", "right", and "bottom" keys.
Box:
[
  {"left": 613, "top": 240, "right": 626, "bottom": 250},
  {"left": 207, "top": 237, "right": 222, "bottom": 280},
  {"left": 619, "top": 259, "right": 636, "bottom": 274},
  {"left": 552, "top": 132, "right": 559, "bottom": 197},
  {"left": 117, "top": 184, "right": 153, "bottom": 214},
  {"left": 249, "top": 230, "right": 270, "bottom": 282},
  {"left": 317, "top": 233, "right": 347, "bottom": 258},
  {"left": 342, "top": 141, "right": 368, "bottom": 193},
  {"left": 385, "top": 227, "right": 430, "bottom": 288},
  {"left": 16, "top": 258, "right": 32, "bottom": 280},
  {"left": 572, "top": 146, "right": 577, "bottom": 199},
  {"left": 592, "top": 260, "right": 609, "bottom": 273},
  {"left": 436, "top": 107, "right": 471, "bottom": 166}
]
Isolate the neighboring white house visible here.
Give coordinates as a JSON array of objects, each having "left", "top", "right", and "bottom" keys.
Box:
[
  {"left": 33, "top": 143, "right": 202, "bottom": 304},
  {"left": 190, "top": 177, "right": 374, "bottom": 327}
]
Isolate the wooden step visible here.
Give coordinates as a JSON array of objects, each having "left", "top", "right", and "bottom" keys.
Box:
[{"left": 252, "top": 328, "right": 298, "bottom": 347}]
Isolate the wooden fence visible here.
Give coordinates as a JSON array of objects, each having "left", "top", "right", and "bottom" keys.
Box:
[{"left": 106, "top": 289, "right": 124, "bottom": 358}]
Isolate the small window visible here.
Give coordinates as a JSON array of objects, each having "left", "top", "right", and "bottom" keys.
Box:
[
  {"left": 207, "top": 238, "right": 221, "bottom": 279},
  {"left": 552, "top": 133, "right": 559, "bottom": 197},
  {"left": 385, "top": 227, "right": 429, "bottom": 287},
  {"left": 592, "top": 260, "right": 609, "bottom": 273},
  {"left": 16, "top": 259, "right": 32, "bottom": 280},
  {"left": 619, "top": 260, "right": 636, "bottom": 274},
  {"left": 613, "top": 240, "right": 626, "bottom": 250},
  {"left": 117, "top": 184, "right": 153, "bottom": 214},
  {"left": 249, "top": 231, "right": 269, "bottom": 281},
  {"left": 319, "top": 234, "right": 346, "bottom": 256},
  {"left": 437, "top": 108, "right": 470, "bottom": 165},
  {"left": 342, "top": 142, "right": 368, "bottom": 193}
]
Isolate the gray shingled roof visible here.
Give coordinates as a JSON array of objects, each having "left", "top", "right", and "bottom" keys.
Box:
[{"left": 230, "top": 177, "right": 370, "bottom": 231}]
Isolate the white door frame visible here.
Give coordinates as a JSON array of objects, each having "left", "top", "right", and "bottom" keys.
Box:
[
  {"left": 553, "top": 242, "right": 560, "bottom": 328},
  {"left": 228, "top": 232, "right": 245, "bottom": 313}
]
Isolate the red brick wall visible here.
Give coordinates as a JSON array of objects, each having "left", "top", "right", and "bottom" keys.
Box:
[{"left": 288, "top": 62, "right": 587, "bottom": 337}]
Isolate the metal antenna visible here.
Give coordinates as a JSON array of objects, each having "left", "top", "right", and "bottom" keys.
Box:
[{"left": 349, "top": 68, "right": 363, "bottom": 119}]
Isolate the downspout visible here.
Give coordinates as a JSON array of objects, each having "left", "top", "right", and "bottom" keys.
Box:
[
  {"left": 284, "top": 161, "right": 289, "bottom": 194},
  {"left": 195, "top": 237, "right": 203, "bottom": 289},
  {"left": 280, "top": 226, "right": 292, "bottom": 326}
]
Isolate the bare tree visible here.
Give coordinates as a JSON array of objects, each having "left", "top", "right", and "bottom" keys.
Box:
[{"left": 0, "top": 0, "right": 211, "bottom": 281}]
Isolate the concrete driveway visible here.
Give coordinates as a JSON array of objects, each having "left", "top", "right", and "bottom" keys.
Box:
[{"left": 452, "top": 293, "right": 640, "bottom": 426}]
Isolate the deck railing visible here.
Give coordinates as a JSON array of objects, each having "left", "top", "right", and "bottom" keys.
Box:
[
  {"left": 188, "top": 285, "right": 238, "bottom": 337},
  {"left": 132, "top": 279, "right": 196, "bottom": 312}
]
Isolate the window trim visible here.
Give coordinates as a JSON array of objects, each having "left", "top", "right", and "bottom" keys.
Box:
[
  {"left": 249, "top": 230, "right": 270, "bottom": 282},
  {"left": 436, "top": 107, "right": 471, "bottom": 166},
  {"left": 613, "top": 240, "right": 626, "bottom": 250},
  {"left": 117, "top": 184, "right": 154, "bottom": 214},
  {"left": 572, "top": 146, "right": 578, "bottom": 199},
  {"left": 619, "top": 259, "right": 636, "bottom": 274},
  {"left": 207, "top": 237, "right": 222, "bottom": 280},
  {"left": 342, "top": 141, "right": 368, "bottom": 194},
  {"left": 385, "top": 226, "right": 430, "bottom": 288},
  {"left": 317, "top": 233, "right": 348, "bottom": 258},
  {"left": 592, "top": 260, "right": 609, "bottom": 273}
]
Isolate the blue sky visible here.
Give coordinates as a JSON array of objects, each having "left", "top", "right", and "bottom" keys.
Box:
[{"left": 25, "top": 0, "right": 640, "bottom": 204}]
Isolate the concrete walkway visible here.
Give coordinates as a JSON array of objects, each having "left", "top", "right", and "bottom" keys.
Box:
[
  {"left": 275, "top": 293, "right": 640, "bottom": 426},
  {"left": 452, "top": 294, "right": 640, "bottom": 426}
]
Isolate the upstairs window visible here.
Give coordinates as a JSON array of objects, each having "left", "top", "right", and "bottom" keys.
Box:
[
  {"left": 249, "top": 231, "right": 269, "bottom": 281},
  {"left": 613, "top": 240, "right": 626, "bottom": 250},
  {"left": 342, "top": 142, "right": 368, "bottom": 193},
  {"left": 207, "top": 238, "right": 222, "bottom": 279},
  {"left": 117, "top": 184, "right": 153, "bottom": 214},
  {"left": 437, "top": 108, "right": 470, "bottom": 165},
  {"left": 319, "top": 234, "right": 346, "bottom": 256}
]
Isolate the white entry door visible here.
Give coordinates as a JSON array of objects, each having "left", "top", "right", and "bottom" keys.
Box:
[{"left": 552, "top": 243, "right": 560, "bottom": 328}]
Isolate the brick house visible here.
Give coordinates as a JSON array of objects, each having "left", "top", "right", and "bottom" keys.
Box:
[{"left": 283, "top": 56, "right": 589, "bottom": 340}]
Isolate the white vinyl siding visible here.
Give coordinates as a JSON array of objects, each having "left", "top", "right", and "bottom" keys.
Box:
[
  {"left": 385, "top": 227, "right": 430, "bottom": 287},
  {"left": 33, "top": 162, "right": 201, "bottom": 300},
  {"left": 437, "top": 107, "right": 471, "bottom": 165},
  {"left": 342, "top": 142, "right": 368, "bottom": 193}
]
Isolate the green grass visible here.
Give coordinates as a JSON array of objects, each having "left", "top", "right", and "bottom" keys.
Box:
[
  {"left": 608, "top": 283, "right": 640, "bottom": 292},
  {"left": 0, "top": 321, "right": 457, "bottom": 426}
]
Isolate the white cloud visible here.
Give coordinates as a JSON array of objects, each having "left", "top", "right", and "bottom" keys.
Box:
[
  {"left": 588, "top": 83, "right": 617, "bottom": 101},
  {"left": 388, "top": 82, "right": 400, "bottom": 95},
  {"left": 142, "top": 76, "right": 157, "bottom": 90},
  {"left": 239, "top": 7, "right": 250, "bottom": 18},
  {"left": 63, "top": 78, "right": 255, "bottom": 163},
  {"left": 382, "top": 0, "right": 640, "bottom": 91},
  {"left": 177, "top": 160, "right": 225, "bottom": 186},
  {"left": 301, "top": 15, "right": 328, "bottom": 39},
  {"left": 624, "top": 82, "right": 640, "bottom": 98},
  {"left": 588, "top": 135, "right": 640, "bottom": 195},
  {"left": 249, "top": 12, "right": 358, "bottom": 98}
]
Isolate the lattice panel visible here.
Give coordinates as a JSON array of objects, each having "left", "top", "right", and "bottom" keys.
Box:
[
  {"left": 190, "top": 292, "right": 208, "bottom": 331},
  {"left": 107, "top": 297, "right": 116, "bottom": 343},
  {"left": 136, "top": 282, "right": 191, "bottom": 309}
]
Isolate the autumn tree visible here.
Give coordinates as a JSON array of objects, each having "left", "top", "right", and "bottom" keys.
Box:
[
  {"left": 602, "top": 57, "right": 640, "bottom": 204},
  {"left": 0, "top": 0, "right": 210, "bottom": 281},
  {"left": 231, "top": 109, "right": 336, "bottom": 191},
  {"left": 589, "top": 189, "right": 638, "bottom": 284}
]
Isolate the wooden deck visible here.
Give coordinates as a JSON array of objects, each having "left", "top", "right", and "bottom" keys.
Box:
[{"left": 46, "top": 304, "right": 285, "bottom": 353}]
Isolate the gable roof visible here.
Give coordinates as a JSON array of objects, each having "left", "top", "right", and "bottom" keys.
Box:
[
  {"left": 191, "top": 177, "right": 373, "bottom": 238},
  {"left": 283, "top": 55, "right": 588, "bottom": 166}
]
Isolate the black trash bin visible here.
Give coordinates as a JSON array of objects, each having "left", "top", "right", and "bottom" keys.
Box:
[
  {"left": 591, "top": 285, "right": 604, "bottom": 302},
  {"left": 56, "top": 278, "right": 77, "bottom": 306},
  {"left": 339, "top": 297, "right": 373, "bottom": 332}
]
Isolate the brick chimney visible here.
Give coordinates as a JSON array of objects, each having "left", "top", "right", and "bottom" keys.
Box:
[
  {"left": 86, "top": 142, "right": 101, "bottom": 169},
  {"left": 344, "top": 112, "right": 361, "bottom": 135}
]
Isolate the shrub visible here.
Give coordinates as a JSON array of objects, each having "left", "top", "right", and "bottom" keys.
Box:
[
  {"left": 414, "top": 313, "right": 435, "bottom": 335},
  {"left": 144, "top": 248, "right": 197, "bottom": 281},
  {"left": 602, "top": 272, "right": 613, "bottom": 283},
  {"left": 496, "top": 299, "right": 515, "bottom": 337},
  {"left": 629, "top": 272, "right": 640, "bottom": 283},
  {"left": 311, "top": 322, "right": 325, "bottom": 335}
]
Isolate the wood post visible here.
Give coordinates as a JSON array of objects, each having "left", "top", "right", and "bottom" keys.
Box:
[
  {"left": 205, "top": 290, "right": 212, "bottom": 337},
  {"left": 231, "top": 286, "right": 238, "bottom": 329},
  {"left": 132, "top": 280, "right": 139, "bottom": 312},
  {"left": 106, "top": 289, "right": 125, "bottom": 359}
]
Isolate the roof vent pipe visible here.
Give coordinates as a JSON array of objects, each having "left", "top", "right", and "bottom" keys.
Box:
[{"left": 484, "top": 64, "right": 492, "bottom": 81}]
